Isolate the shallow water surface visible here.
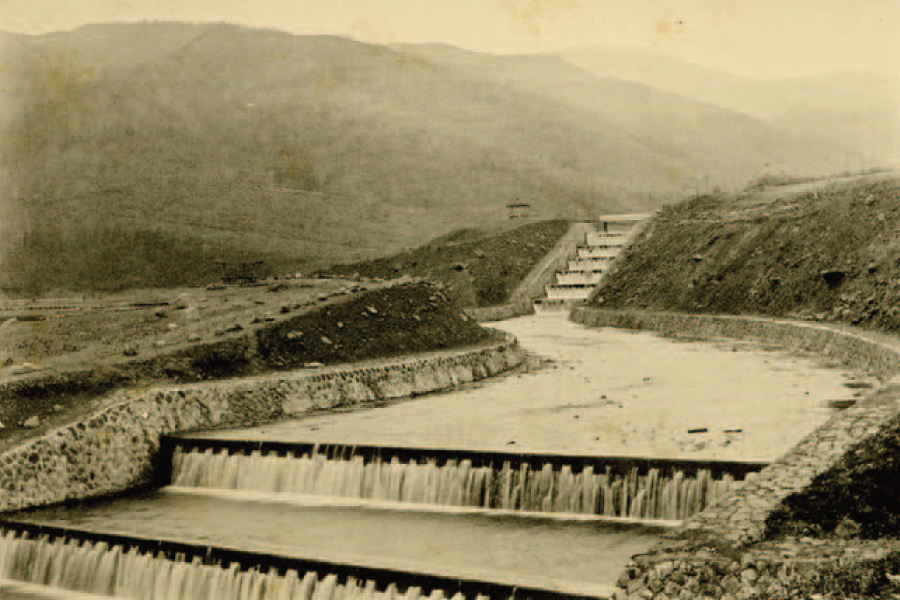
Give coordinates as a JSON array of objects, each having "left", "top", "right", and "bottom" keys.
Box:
[
  {"left": 12, "top": 490, "right": 659, "bottom": 591},
  {"left": 200, "top": 314, "right": 857, "bottom": 461}
]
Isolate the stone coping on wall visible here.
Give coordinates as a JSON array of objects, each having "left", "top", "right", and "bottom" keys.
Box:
[
  {"left": 0, "top": 337, "right": 525, "bottom": 514},
  {"left": 463, "top": 303, "right": 533, "bottom": 322},
  {"left": 571, "top": 307, "right": 900, "bottom": 599},
  {"left": 571, "top": 307, "right": 900, "bottom": 380}
]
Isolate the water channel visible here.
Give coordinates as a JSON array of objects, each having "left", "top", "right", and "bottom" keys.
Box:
[{"left": 1, "top": 314, "right": 863, "bottom": 599}]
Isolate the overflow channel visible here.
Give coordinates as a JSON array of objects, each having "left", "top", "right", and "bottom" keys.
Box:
[
  {"left": 163, "top": 438, "right": 767, "bottom": 522},
  {"left": 0, "top": 314, "right": 863, "bottom": 599}
]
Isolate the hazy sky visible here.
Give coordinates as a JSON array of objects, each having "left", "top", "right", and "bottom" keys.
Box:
[{"left": 1, "top": 0, "right": 898, "bottom": 79}]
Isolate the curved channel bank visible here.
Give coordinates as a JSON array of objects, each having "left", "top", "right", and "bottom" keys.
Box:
[
  {"left": 0, "top": 338, "right": 524, "bottom": 513},
  {"left": 572, "top": 307, "right": 900, "bottom": 599}
]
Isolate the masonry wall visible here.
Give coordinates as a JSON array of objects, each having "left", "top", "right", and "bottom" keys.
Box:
[
  {"left": 0, "top": 339, "right": 524, "bottom": 513},
  {"left": 572, "top": 307, "right": 900, "bottom": 599}
]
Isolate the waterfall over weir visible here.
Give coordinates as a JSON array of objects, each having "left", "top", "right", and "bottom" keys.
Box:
[
  {"left": 170, "top": 446, "right": 753, "bottom": 521},
  {"left": 0, "top": 526, "right": 600, "bottom": 600}
]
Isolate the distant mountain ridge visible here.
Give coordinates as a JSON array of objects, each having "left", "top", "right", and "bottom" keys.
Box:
[
  {"left": 0, "top": 23, "right": 883, "bottom": 294},
  {"left": 561, "top": 46, "right": 900, "bottom": 165}
]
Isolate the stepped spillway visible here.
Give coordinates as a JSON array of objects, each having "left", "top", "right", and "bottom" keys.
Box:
[
  {"left": 168, "top": 445, "right": 755, "bottom": 521},
  {"left": 0, "top": 524, "right": 607, "bottom": 600},
  {"left": 535, "top": 214, "right": 650, "bottom": 312}
]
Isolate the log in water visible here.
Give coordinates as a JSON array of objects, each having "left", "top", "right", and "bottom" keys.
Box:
[{"left": 171, "top": 447, "right": 749, "bottom": 520}]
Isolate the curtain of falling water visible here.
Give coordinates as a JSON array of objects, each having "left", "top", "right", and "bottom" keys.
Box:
[
  {"left": 0, "top": 529, "right": 493, "bottom": 600},
  {"left": 172, "top": 447, "right": 749, "bottom": 520}
]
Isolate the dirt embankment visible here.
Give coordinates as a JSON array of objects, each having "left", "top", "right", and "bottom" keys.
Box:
[
  {"left": 593, "top": 175, "right": 900, "bottom": 331},
  {"left": 0, "top": 281, "right": 494, "bottom": 452},
  {"left": 319, "top": 220, "right": 571, "bottom": 307}
]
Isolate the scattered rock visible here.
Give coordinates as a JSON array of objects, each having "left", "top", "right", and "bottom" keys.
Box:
[
  {"left": 154, "top": 340, "right": 167, "bottom": 348},
  {"left": 321, "top": 336, "right": 332, "bottom": 345},
  {"left": 304, "top": 362, "right": 324, "bottom": 368},
  {"left": 167, "top": 323, "right": 178, "bottom": 330},
  {"left": 52, "top": 404, "right": 65, "bottom": 412},
  {"left": 154, "top": 308, "right": 167, "bottom": 318},
  {"left": 286, "top": 331, "right": 304, "bottom": 340},
  {"left": 280, "top": 305, "right": 292, "bottom": 314},
  {"left": 367, "top": 306, "right": 378, "bottom": 315},
  {"left": 22, "top": 416, "right": 40, "bottom": 428},
  {"left": 834, "top": 517, "right": 861, "bottom": 539},
  {"left": 187, "top": 334, "right": 202, "bottom": 343},
  {"left": 122, "top": 348, "right": 139, "bottom": 357},
  {"left": 820, "top": 269, "right": 846, "bottom": 288},
  {"left": 224, "top": 324, "right": 243, "bottom": 333}
]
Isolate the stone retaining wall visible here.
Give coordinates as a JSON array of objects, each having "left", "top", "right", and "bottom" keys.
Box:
[
  {"left": 0, "top": 338, "right": 524, "bottom": 513},
  {"left": 463, "top": 303, "right": 532, "bottom": 322},
  {"left": 572, "top": 308, "right": 900, "bottom": 599},
  {"left": 571, "top": 308, "right": 900, "bottom": 380}
]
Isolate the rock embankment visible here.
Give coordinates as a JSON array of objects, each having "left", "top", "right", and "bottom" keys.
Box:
[
  {"left": 593, "top": 176, "right": 900, "bottom": 333},
  {"left": 0, "top": 281, "right": 492, "bottom": 452},
  {"left": 573, "top": 306, "right": 900, "bottom": 599},
  {"left": 0, "top": 338, "right": 524, "bottom": 513},
  {"left": 321, "top": 220, "right": 571, "bottom": 307}
]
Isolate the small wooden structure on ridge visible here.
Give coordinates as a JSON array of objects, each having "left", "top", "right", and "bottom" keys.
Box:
[
  {"left": 507, "top": 202, "right": 532, "bottom": 219},
  {"left": 215, "top": 260, "right": 263, "bottom": 285}
]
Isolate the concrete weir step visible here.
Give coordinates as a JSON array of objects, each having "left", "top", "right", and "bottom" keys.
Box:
[
  {"left": 159, "top": 436, "right": 768, "bottom": 523},
  {"left": 0, "top": 520, "right": 616, "bottom": 600}
]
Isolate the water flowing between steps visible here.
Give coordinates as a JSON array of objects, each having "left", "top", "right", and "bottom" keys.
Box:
[
  {"left": 170, "top": 447, "right": 752, "bottom": 521},
  {"left": 0, "top": 528, "right": 601, "bottom": 600}
]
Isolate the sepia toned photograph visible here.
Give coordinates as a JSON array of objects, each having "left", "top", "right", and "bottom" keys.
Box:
[{"left": 0, "top": 1, "right": 898, "bottom": 598}]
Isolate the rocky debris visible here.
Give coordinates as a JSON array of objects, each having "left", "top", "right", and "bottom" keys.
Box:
[
  {"left": 187, "top": 334, "right": 202, "bottom": 343},
  {"left": 304, "top": 362, "right": 325, "bottom": 368},
  {"left": 618, "top": 536, "right": 900, "bottom": 600},
  {"left": 22, "top": 416, "right": 40, "bottom": 428},
  {"left": 224, "top": 324, "right": 243, "bottom": 333},
  {"left": 153, "top": 308, "right": 166, "bottom": 318},
  {"left": 594, "top": 178, "right": 900, "bottom": 333},
  {"left": 122, "top": 348, "right": 138, "bottom": 357},
  {"left": 820, "top": 269, "right": 846, "bottom": 288}
]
